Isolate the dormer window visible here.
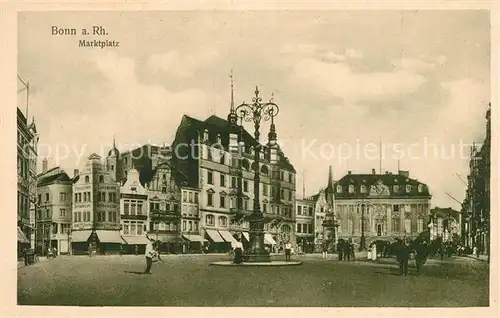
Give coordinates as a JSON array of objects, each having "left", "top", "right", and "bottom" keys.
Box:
[
  {"left": 216, "top": 133, "right": 221, "bottom": 144},
  {"left": 349, "top": 185, "right": 354, "bottom": 193},
  {"left": 393, "top": 185, "right": 399, "bottom": 192},
  {"left": 418, "top": 184, "right": 424, "bottom": 193},
  {"left": 337, "top": 185, "right": 342, "bottom": 193},
  {"left": 360, "top": 185, "right": 367, "bottom": 193},
  {"left": 203, "top": 129, "right": 209, "bottom": 141},
  {"left": 406, "top": 185, "right": 412, "bottom": 193}
]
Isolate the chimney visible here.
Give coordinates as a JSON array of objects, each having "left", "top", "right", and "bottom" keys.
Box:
[
  {"left": 74, "top": 169, "right": 79, "bottom": 178},
  {"left": 42, "top": 158, "right": 48, "bottom": 173},
  {"left": 372, "top": 168, "right": 376, "bottom": 175},
  {"left": 347, "top": 171, "right": 352, "bottom": 175}
]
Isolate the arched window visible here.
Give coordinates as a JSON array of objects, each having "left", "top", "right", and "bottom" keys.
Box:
[
  {"left": 391, "top": 217, "right": 400, "bottom": 233},
  {"left": 251, "top": 162, "right": 258, "bottom": 171},
  {"left": 218, "top": 216, "right": 227, "bottom": 227},
  {"left": 348, "top": 185, "right": 354, "bottom": 193},
  {"left": 360, "top": 185, "right": 367, "bottom": 193},
  {"left": 260, "top": 165, "right": 269, "bottom": 175},
  {"left": 99, "top": 175, "right": 104, "bottom": 183},
  {"left": 418, "top": 184, "right": 424, "bottom": 193},
  {"left": 216, "top": 133, "right": 221, "bottom": 144},
  {"left": 85, "top": 176, "right": 90, "bottom": 183},
  {"left": 406, "top": 185, "right": 412, "bottom": 193},
  {"left": 336, "top": 185, "right": 342, "bottom": 193},
  {"left": 205, "top": 214, "right": 215, "bottom": 226},
  {"left": 241, "top": 159, "right": 250, "bottom": 171},
  {"left": 203, "top": 129, "right": 209, "bottom": 141},
  {"left": 393, "top": 185, "right": 399, "bottom": 192},
  {"left": 417, "top": 218, "right": 424, "bottom": 233}
]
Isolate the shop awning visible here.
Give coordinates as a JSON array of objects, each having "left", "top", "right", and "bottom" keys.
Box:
[
  {"left": 242, "top": 232, "right": 250, "bottom": 241},
  {"left": 71, "top": 230, "right": 92, "bottom": 243},
  {"left": 96, "top": 230, "right": 125, "bottom": 244},
  {"left": 205, "top": 229, "right": 225, "bottom": 243},
  {"left": 264, "top": 233, "right": 277, "bottom": 245},
  {"left": 182, "top": 234, "right": 207, "bottom": 242},
  {"left": 218, "top": 230, "right": 237, "bottom": 245},
  {"left": 122, "top": 235, "right": 151, "bottom": 245},
  {"left": 17, "top": 227, "right": 29, "bottom": 244}
]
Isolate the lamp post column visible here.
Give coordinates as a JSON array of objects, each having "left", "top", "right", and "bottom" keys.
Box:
[{"left": 236, "top": 86, "right": 279, "bottom": 263}]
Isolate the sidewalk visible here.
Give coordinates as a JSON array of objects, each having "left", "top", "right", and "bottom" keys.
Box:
[{"left": 463, "top": 254, "right": 489, "bottom": 262}]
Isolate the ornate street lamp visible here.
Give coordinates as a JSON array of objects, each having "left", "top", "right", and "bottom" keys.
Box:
[
  {"left": 355, "top": 201, "right": 368, "bottom": 251},
  {"left": 236, "top": 86, "right": 279, "bottom": 263}
]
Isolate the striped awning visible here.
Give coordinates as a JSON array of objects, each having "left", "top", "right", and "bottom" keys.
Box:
[
  {"left": 122, "top": 235, "right": 151, "bottom": 245},
  {"left": 218, "top": 230, "right": 237, "bottom": 245},
  {"left": 242, "top": 232, "right": 250, "bottom": 241},
  {"left": 182, "top": 234, "right": 207, "bottom": 242},
  {"left": 205, "top": 229, "right": 225, "bottom": 243},
  {"left": 264, "top": 233, "right": 277, "bottom": 245},
  {"left": 17, "top": 227, "right": 29, "bottom": 244},
  {"left": 71, "top": 230, "right": 92, "bottom": 243},
  {"left": 96, "top": 230, "right": 125, "bottom": 244}
]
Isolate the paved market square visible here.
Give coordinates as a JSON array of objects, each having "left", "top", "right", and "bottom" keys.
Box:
[{"left": 17, "top": 254, "right": 489, "bottom": 307}]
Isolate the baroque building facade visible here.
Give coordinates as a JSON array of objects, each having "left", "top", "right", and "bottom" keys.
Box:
[
  {"left": 36, "top": 163, "right": 72, "bottom": 255},
  {"left": 332, "top": 169, "right": 432, "bottom": 246},
  {"left": 295, "top": 196, "right": 315, "bottom": 253},
  {"left": 71, "top": 153, "right": 122, "bottom": 255},
  {"left": 17, "top": 107, "right": 38, "bottom": 252}
]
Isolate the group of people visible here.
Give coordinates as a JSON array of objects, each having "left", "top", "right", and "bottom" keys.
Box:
[
  {"left": 336, "top": 239, "right": 356, "bottom": 261},
  {"left": 232, "top": 239, "right": 293, "bottom": 264}
]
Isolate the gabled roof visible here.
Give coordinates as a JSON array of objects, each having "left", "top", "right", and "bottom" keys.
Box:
[
  {"left": 38, "top": 171, "right": 72, "bottom": 187},
  {"left": 431, "top": 207, "right": 461, "bottom": 219},
  {"left": 176, "top": 114, "right": 295, "bottom": 172},
  {"left": 36, "top": 166, "right": 59, "bottom": 178}
]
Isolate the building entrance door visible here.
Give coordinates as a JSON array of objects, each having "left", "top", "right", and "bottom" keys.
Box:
[{"left": 377, "top": 224, "right": 382, "bottom": 236}]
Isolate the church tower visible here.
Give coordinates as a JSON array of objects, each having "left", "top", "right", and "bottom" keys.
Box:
[
  {"left": 228, "top": 70, "right": 240, "bottom": 154},
  {"left": 106, "top": 136, "right": 121, "bottom": 182}
]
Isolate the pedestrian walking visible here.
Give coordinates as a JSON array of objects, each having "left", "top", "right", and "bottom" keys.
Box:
[
  {"left": 144, "top": 240, "right": 155, "bottom": 275},
  {"left": 284, "top": 241, "right": 292, "bottom": 262},
  {"left": 233, "top": 238, "right": 244, "bottom": 264},
  {"left": 337, "top": 240, "right": 343, "bottom": 261},
  {"left": 88, "top": 243, "right": 92, "bottom": 258},
  {"left": 322, "top": 241, "right": 328, "bottom": 259},
  {"left": 474, "top": 245, "right": 480, "bottom": 258}
]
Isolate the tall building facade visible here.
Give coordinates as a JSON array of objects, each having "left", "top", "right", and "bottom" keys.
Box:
[
  {"left": 429, "top": 207, "right": 461, "bottom": 243},
  {"left": 462, "top": 104, "right": 490, "bottom": 254},
  {"left": 295, "top": 197, "right": 315, "bottom": 253},
  {"left": 120, "top": 167, "right": 150, "bottom": 254},
  {"left": 145, "top": 161, "right": 184, "bottom": 253},
  {"left": 36, "top": 164, "right": 72, "bottom": 255},
  {"left": 171, "top": 83, "right": 296, "bottom": 252},
  {"left": 17, "top": 107, "right": 38, "bottom": 253},
  {"left": 333, "top": 169, "right": 432, "bottom": 246},
  {"left": 71, "top": 153, "right": 122, "bottom": 255}
]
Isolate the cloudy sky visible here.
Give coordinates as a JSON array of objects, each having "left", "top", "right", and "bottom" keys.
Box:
[{"left": 18, "top": 10, "right": 490, "bottom": 209}]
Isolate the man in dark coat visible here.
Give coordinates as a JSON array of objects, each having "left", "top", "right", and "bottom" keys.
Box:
[
  {"left": 414, "top": 241, "right": 428, "bottom": 273},
  {"left": 337, "top": 240, "right": 343, "bottom": 261},
  {"left": 398, "top": 240, "right": 411, "bottom": 276}
]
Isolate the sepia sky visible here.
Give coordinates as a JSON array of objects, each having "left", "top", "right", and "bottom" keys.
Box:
[{"left": 18, "top": 10, "right": 490, "bottom": 209}]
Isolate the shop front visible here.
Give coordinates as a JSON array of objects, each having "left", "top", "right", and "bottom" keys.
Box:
[
  {"left": 204, "top": 229, "right": 227, "bottom": 253},
  {"left": 182, "top": 234, "right": 207, "bottom": 253}
]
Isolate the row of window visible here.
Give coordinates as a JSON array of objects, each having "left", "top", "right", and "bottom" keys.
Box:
[
  {"left": 17, "top": 192, "right": 29, "bottom": 219},
  {"left": 123, "top": 200, "right": 144, "bottom": 215},
  {"left": 336, "top": 203, "right": 428, "bottom": 214},
  {"left": 123, "top": 221, "right": 146, "bottom": 235},
  {"left": 38, "top": 192, "right": 69, "bottom": 203},
  {"left": 73, "top": 211, "right": 119, "bottom": 223},
  {"left": 330, "top": 218, "right": 425, "bottom": 234},
  {"left": 37, "top": 223, "right": 71, "bottom": 235},
  {"left": 74, "top": 192, "right": 117, "bottom": 203},
  {"left": 296, "top": 223, "right": 314, "bottom": 234},
  {"left": 182, "top": 190, "right": 199, "bottom": 203},
  {"left": 339, "top": 184, "right": 425, "bottom": 194},
  {"left": 205, "top": 170, "right": 293, "bottom": 199},
  {"left": 151, "top": 221, "right": 178, "bottom": 232},
  {"left": 297, "top": 205, "right": 314, "bottom": 216},
  {"left": 149, "top": 202, "right": 179, "bottom": 213},
  {"left": 182, "top": 220, "right": 199, "bottom": 232},
  {"left": 205, "top": 215, "right": 228, "bottom": 227}
]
